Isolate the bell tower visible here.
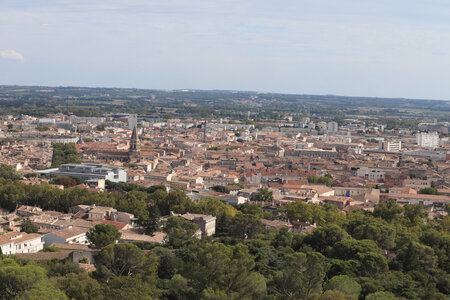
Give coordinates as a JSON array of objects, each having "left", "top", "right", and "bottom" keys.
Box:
[{"left": 129, "top": 125, "right": 140, "bottom": 154}]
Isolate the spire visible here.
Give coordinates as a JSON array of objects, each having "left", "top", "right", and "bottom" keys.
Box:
[{"left": 130, "top": 125, "right": 139, "bottom": 153}]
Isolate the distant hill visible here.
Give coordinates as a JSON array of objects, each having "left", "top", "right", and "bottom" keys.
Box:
[{"left": 0, "top": 85, "right": 448, "bottom": 120}]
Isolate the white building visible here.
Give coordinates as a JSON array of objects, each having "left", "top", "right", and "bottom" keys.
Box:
[
  {"left": 43, "top": 226, "right": 89, "bottom": 246},
  {"left": 379, "top": 140, "right": 402, "bottom": 152},
  {"left": 38, "top": 163, "right": 127, "bottom": 183},
  {"left": 416, "top": 132, "right": 440, "bottom": 148},
  {"left": 327, "top": 122, "right": 339, "bottom": 133},
  {"left": 0, "top": 232, "right": 44, "bottom": 255},
  {"left": 355, "top": 167, "right": 385, "bottom": 180},
  {"left": 128, "top": 114, "right": 138, "bottom": 130}
]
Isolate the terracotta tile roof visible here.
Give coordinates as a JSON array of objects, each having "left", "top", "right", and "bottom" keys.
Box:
[
  {"left": 50, "top": 226, "right": 88, "bottom": 239},
  {"left": 15, "top": 251, "right": 71, "bottom": 261},
  {"left": 101, "top": 220, "right": 129, "bottom": 230},
  {"left": 0, "top": 232, "right": 42, "bottom": 246},
  {"left": 51, "top": 243, "right": 91, "bottom": 251}
]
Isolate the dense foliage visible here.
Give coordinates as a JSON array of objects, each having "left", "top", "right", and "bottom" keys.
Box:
[
  {"left": 51, "top": 143, "right": 82, "bottom": 168},
  {"left": 0, "top": 168, "right": 449, "bottom": 299}
]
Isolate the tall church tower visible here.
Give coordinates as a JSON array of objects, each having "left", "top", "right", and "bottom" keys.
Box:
[{"left": 129, "top": 125, "right": 140, "bottom": 155}]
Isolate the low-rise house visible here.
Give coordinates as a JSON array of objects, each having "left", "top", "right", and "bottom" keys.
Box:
[
  {"left": 100, "top": 220, "right": 132, "bottom": 231},
  {"left": 291, "top": 221, "right": 317, "bottom": 234},
  {"left": 381, "top": 193, "right": 450, "bottom": 206},
  {"left": 261, "top": 219, "right": 292, "bottom": 230},
  {"left": 84, "top": 205, "right": 137, "bottom": 226},
  {"left": 43, "top": 226, "right": 89, "bottom": 246},
  {"left": 319, "top": 196, "right": 353, "bottom": 210},
  {"left": 402, "top": 179, "right": 431, "bottom": 189},
  {"left": 16, "top": 205, "right": 42, "bottom": 217},
  {"left": 0, "top": 231, "right": 44, "bottom": 255},
  {"left": 88, "top": 206, "right": 116, "bottom": 220},
  {"left": 120, "top": 228, "right": 166, "bottom": 244},
  {"left": 179, "top": 213, "right": 216, "bottom": 237},
  {"left": 355, "top": 167, "right": 385, "bottom": 180}
]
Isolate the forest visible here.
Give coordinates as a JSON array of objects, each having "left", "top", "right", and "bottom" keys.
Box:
[{"left": 0, "top": 168, "right": 449, "bottom": 299}]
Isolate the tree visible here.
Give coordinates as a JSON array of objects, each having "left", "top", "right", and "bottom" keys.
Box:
[
  {"left": 324, "top": 275, "right": 361, "bottom": 297},
  {"left": 148, "top": 189, "right": 169, "bottom": 215},
  {"left": 162, "top": 274, "right": 195, "bottom": 299},
  {"left": 397, "top": 242, "right": 438, "bottom": 274},
  {"left": 419, "top": 229, "right": 450, "bottom": 272},
  {"left": 365, "top": 291, "right": 396, "bottom": 300},
  {"left": 96, "top": 124, "right": 106, "bottom": 131},
  {"left": 164, "top": 216, "right": 199, "bottom": 248},
  {"left": 86, "top": 223, "right": 122, "bottom": 249},
  {"left": 167, "top": 190, "right": 193, "bottom": 214},
  {"left": 143, "top": 206, "right": 161, "bottom": 235},
  {"left": 307, "top": 175, "right": 333, "bottom": 187},
  {"left": 18, "top": 283, "right": 68, "bottom": 300},
  {"left": 285, "top": 201, "right": 329, "bottom": 225},
  {"left": 418, "top": 187, "right": 439, "bottom": 195},
  {"left": 50, "top": 177, "right": 78, "bottom": 188},
  {"left": 55, "top": 272, "right": 103, "bottom": 300},
  {"left": 211, "top": 185, "right": 230, "bottom": 194},
  {"left": 180, "top": 243, "right": 267, "bottom": 299},
  {"left": 236, "top": 202, "right": 270, "bottom": 219},
  {"left": 329, "top": 239, "right": 388, "bottom": 276},
  {"left": 272, "top": 227, "right": 294, "bottom": 248},
  {"left": 21, "top": 219, "right": 38, "bottom": 233},
  {"left": 307, "top": 290, "right": 355, "bottom": 300},
  {"left": 103, "top": 275, "right": 156, "bottom": 300},
  {"left": 228, "top": 182, "right": 245, "bottom": 189},
  {"left": 0, "top": 180, "right": 26, "bottom": 211},
  {"left": 51, "top": 143, "right": 81, "bottom": 168},
  {"left": 403, "top": 204, "right": 427, "bottom": 226},
  {"left": 153, "top": 247, "right": 182, "bottom": 280},
  {"left": 193, "top": 197, "right": 237, "bottom": 219},
  {"left": 0, "top": 164, "right": 21, "bottom": 180},
  {"left": 228, "top": 213, "right": 264, "bottom": 239},
  {"left": 94, "top": 243, "right": 147, "bottom": 278},
  {"left": 251, "top": 188, "right": 273, "bottom": 202},
  {"left": 270, "top": 252, "right": 327, "bottom": 299},
  {"left": 117, "top": 191, "right": 149, "bottom": 225},
  {"left": 303, "top": 224, "right": 350, "bottom": 254},
  {"left": 0, "top": 257, "right": 48, "bottom": 299},
  {"left": 346, "top": 216, "right": 396, "bottom": 249},
  {"left": 373, "top": 200, "right": 403, "bottom": 223}
]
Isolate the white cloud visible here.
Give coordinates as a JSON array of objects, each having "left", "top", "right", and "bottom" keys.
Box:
[{"left": 0, "top": 49, "right": 24, "bottom": 62}]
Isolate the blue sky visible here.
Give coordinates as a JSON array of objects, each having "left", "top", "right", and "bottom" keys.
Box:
[{"left": 1, "top": 0, "right": 450, "bottom": 99}]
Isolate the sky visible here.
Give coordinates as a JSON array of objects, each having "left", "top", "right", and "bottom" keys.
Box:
[{"left": 1, "top": 0, "right": 450, "bottom": 100}]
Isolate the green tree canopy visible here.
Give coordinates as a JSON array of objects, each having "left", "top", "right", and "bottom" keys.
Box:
[
  {"left": 20, "top": 218, "right": 38, "bottom": 234},
  {"left": 251, "top": 188, "right": 273, "bottom": 202},
  {"left": 0, "top": 164, "right": 21, "bottom": 180},
  {"left": 323, "top": 275, "right": 361, "bottom": 297},
  {"left": 164, "top": 216, "right": 199, "bottom": 248},
  {"left": 94, "top": 243, "right": 148, "bottom": 278},
  {"left": 270, "top": 252, "right": 327, "bottom": 299},
  {"left": 86, "top": 223, "right": 122, "bottom": 249}
]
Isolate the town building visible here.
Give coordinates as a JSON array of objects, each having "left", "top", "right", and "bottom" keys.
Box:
[
  {"left": 37, "top": 163, "right": 127, "bottom": 183},
  {"left": 0, "top": 232, "right": 44, "bottom": 255},
  {"left": 416, "top": 132, "right": 440, "bottom": 148},
  {"left": 379, "top": 140, "right": 402, "bottom": 152},
  {"left": 43, "top": 226, "right": 89, "bottom": 246}
]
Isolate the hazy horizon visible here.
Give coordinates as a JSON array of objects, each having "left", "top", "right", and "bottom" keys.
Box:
[{"left": 2, "top": 1, "right": 450, "bottom": 100}]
